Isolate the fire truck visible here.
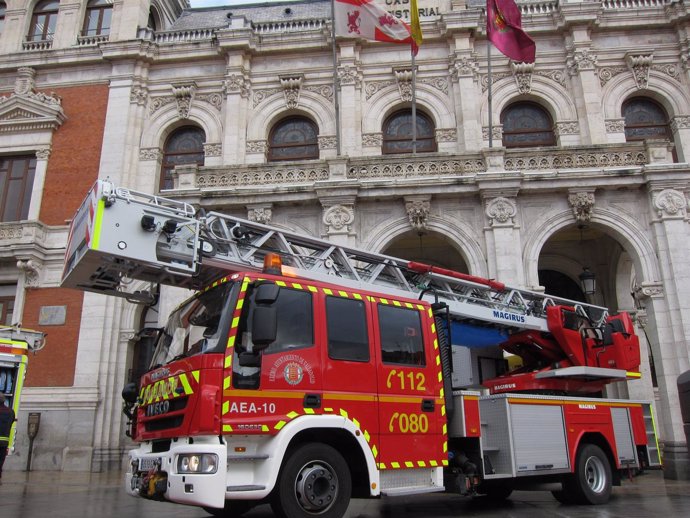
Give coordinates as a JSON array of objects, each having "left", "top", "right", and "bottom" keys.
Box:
[
  {"left": 62, "top": 180, "right": 661, "bottom": 518},
  {"left": 0, "top": 325, "right": 45, "bottom": 452}
]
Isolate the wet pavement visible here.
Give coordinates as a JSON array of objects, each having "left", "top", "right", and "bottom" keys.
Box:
[{"left": 0, "top": 469, "right": 689, "bottom": 518}]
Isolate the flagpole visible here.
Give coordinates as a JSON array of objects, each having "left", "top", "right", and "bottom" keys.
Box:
[
  {"left": 330, "top": 0, "right": 341, "bottom": 156},
  {"left": 411, "top": 48, "right": 417, "bottom": 155}
]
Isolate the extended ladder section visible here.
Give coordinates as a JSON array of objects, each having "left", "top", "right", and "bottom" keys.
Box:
[{"left": 62, "top": 180, "right": 608, "bottom": 333}]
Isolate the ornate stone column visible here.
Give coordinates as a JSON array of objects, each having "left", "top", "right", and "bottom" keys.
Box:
[
  {"left": 450, "top": 53, "right": 481, "bottom": 152},
  {"left": 644, "top": 179, "right": 690, "bottom": 478},
  {"left": 480, "top": 187, "right": 524, "bottom": 286},
  {"left": 337, "top": 43, "right": 362, "bottom": 155},
  {"left": 223, "top": 53, "right": 251, "bottom": 164}
]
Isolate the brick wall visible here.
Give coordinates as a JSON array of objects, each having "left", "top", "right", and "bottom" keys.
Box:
[
  {"left": 22, "top": 288, "right": 84, "bottom": 386},
  {"left": 39, "top": 83, "right": 109, "bottom": 226}
]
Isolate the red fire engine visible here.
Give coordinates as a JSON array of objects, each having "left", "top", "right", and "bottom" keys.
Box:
[{"left": 62, "top": 180, "right": 661, "bottom": 518}]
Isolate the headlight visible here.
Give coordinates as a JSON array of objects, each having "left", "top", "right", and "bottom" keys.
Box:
[{"left": 177, "top": 453, "right": 218, "bottom": 474}]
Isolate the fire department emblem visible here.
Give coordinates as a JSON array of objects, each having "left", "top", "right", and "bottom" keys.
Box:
[{"left": 283, "top": 362, "right": 304, "bottom": 385}]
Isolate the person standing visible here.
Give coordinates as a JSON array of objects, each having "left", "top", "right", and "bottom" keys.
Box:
[{"left": 0, "top": 393, "right": 16, "bottom": 484}]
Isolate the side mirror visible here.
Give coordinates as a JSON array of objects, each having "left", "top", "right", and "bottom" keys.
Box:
[
  {"left": 252, "top": 306, "right": 277, "bottom": 349},
  {"left": 122, "top": 381, "right": 139, "bottom": 404},
  {"left": 255, "top": 282, "right": 280, "bottom": 304}
]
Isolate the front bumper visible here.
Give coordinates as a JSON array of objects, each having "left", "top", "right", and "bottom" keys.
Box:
[{"left": 125, "top": 437, "right": 228, "bottom": 509}]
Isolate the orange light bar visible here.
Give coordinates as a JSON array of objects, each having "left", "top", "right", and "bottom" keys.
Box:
[{"left": 263, "top": 253, "right": 283, "bottom": 275}]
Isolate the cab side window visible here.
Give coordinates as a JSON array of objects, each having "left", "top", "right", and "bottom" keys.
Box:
[
  {"left": 264, "top": 288, "right": 313, "bottom": 354},
  {"left": 327, "top": 296, "right": 369, "bottom": 362},
  {"left": 378, "top": 304, "right": 425, "bottom": 366}
]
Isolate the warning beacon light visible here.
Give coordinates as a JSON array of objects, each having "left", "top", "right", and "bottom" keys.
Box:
[{"left": 263, "top": 253, "right": 283, "bottom": 275}]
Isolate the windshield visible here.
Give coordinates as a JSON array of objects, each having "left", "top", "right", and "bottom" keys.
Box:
[{"left": 150, "top": 280, "right": 235, "bottom": 367}]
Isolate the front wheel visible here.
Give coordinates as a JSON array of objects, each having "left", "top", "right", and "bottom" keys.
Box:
[
  {"left": 271, "top": 443, "right": 352, "bottom": 518},
  {"left": 563, "top": 443, "right": 612, "bottom": 505}
]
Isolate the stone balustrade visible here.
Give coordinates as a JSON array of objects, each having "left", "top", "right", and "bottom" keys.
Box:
[{"left": 180, "top": 142, "right": 667, "bottom": 191}]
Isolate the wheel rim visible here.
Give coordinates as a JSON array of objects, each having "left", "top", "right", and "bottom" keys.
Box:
[
  {"left": 584, "top": 455, "right": 607, "bottom": 494},
  {"left": 294, "top": 460, "right": 339, "bottom": 513}
]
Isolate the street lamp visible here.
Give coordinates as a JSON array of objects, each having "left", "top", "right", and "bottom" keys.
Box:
[{"left": 578, "top": 267, "right": 596, "bottom": 296}]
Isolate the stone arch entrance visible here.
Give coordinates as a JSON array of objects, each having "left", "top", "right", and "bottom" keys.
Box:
[{"left": 381, "top": 230, "right": 469, "bottom": 273}]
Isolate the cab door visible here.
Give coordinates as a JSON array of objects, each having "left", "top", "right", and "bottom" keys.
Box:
[
  {"left": 320, "top": 291, "right": 379, "bottom": 456},
  {"left": 374, "top": 299, "right": 445, "bottom": 470}
]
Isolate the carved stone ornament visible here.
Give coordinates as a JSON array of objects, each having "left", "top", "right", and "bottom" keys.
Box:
[
  {"left": 17, "top": 259, "right": 41, "bottom": 288},
  {"left": 598, "top": 66, "right": 627, "bottom": 87},
  {"left": 364, "top": 80, "right": 394, "bottom": 100},
  {"left": 35, "top": 147, "right": 51, "bottom": 160},
  {"left": 0, "top": 67, "right": 66, "bottom": 132},
  {"left": 653, "top": 188, "right": 686, "bottom": 218},
  {"left": 197, "top": 93, "right": 223, "bottom": 111},
  {"left": 626, "top": 54, "right": 653, "bottom": 90},
  {"left": 204, "top": 143, "right": 222, "bottom": 157},
  {"left": 605, "top": 119, "right": 625, "bottom": 133},
  {"left": 338, "top": 65, "right": 360, "bottom": 87},
  {"left": 567, "top": 48, "right": 597, "bottom": 75},
  {"left": 318, "top": 135, "right": 337, "bottom": 150},
  {"left": 139, "top": 148, "right": 161, "bottom": 161},
  {"left": 304, "top": 85, "right": 334, "bottom": 103},
  {"left": 555, "top": 121, "right": 579, "bottom": 136},
  {"left": 511, "top": 62, "right": 534, "bottom": 94},
  {"left": 280, "top": 75, "right": 302, "bottom": 109},
  {"left": 568, "top": 191, "right": 595, "bottom": 223},
  {"left": 435, "top": 128, "right": 457, "bottom": 142},
  {"left": 224, "top": 74, "right": 250, "bottom": 98},
  {"left": 405, "top": 198, "right": 431, "bottom": 234},
  {"left": 130, "top": 86, "right": 148, "bottom": 106},
  {"left": 362, "top": 133, "right": 383, "bottom": 146},
  {"left": 0, "top": 225, "right": 23, "bottom": 240},
  {"left": 450, "top": 56, "right": 479, "bottom": 81},
  {"left": 482, "top": 126, "right": 503, "bottom": 141},
  {"left": 485, "top": 197, "right": 517, "bottom": 226},
  {"left": 323, "top": 204, "right": 354, "bottom": 233},
  {"left": 394, "top": 68, "right": 413, "bottom": 102},
  {"left": 172, "top": 83, "right": 196, "bottom": 119},
  {"left": 246, "top": 140, "right": 267, "bottom": 153},
  {"left": 247, "top": 205, "right": 272, "bottom": 225},
  {"left": 670, "top": 116, "right": 690, "bottom": 133},
  {"left": 634, "top": 282, "right": 664, "bottom": 300}
]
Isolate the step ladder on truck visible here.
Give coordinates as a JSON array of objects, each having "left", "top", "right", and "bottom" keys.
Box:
[
  {"left": 61, "top": 180, "right": 662, "bottom": 518},
  {"left": 0, "top": 325, "right": 46, "bottom": 454}
]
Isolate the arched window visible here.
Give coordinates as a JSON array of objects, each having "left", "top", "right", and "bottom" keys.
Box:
[
  {"left": 0, "top": 2, "right": 7, "bottom": 36},
  {"left": 83, "top": 0, "right": 113, "bottom": 37},
  {"left": 500, "top": 102, "right": 556, "bottom": 148},
  {"left": 622, "top": 97, "right": 671, "bottom": 142},
  {"left": 268, "top": 116, "right": 319, "bottom": 162},
  {"left": 160, "top": 126, "right": 205, "bottom": 191},
  {"left": 382, "top": 109, "right": 437, "bottom": 154},
  {"left": 147, "top": 9, "right": 159, "bottom": 32},
  {"left": 28, "top": 0, "right": 59, "bottom": 42}
]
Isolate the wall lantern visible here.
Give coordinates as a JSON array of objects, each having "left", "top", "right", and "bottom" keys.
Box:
[{"left": 578, "top": 267, "right": 597, "bottom": 296}]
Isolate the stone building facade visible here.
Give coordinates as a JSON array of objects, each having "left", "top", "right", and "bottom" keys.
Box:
[{"left": 1, "top": 0, "right": 689, "bottom": 478}]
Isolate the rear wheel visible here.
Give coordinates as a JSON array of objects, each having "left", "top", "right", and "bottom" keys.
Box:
[
  {"left": 271, "top": 443, "right": 352, "bottom": 518},
  {"left": 562, "top": 443, "right": 612, "bottom": 505}
]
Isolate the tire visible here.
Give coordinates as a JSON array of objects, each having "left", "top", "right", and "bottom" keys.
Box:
[
  {"left": 202, "top": 499, "right": 255, "bottom": 517},
  {"left": 563, "top": 443, "right": 612, "bottom": 505},
  {"left": 271, "top": 443, "right": 352, "bottom": 518},
  {"left": 477, "top": 482, "right": 513, "bottom": 500}
]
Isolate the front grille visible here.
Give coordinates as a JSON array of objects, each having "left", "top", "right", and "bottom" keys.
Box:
[{"left": 145, "top": 416, "right": 184, "bottom": 432}]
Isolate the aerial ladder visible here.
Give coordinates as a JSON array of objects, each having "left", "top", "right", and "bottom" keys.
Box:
[{"left": 62, "top": 180, "right": 641, "bottom": 395}]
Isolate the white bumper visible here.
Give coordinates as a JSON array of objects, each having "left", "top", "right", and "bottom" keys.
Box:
[{"left": 125, "top": 437, "right": 228, "bottom": 509}]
